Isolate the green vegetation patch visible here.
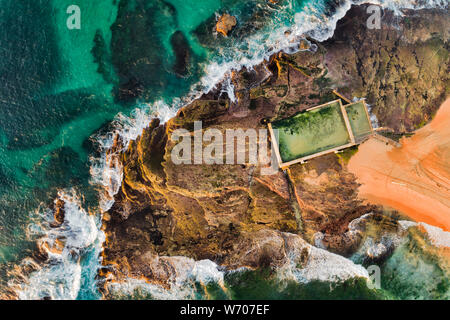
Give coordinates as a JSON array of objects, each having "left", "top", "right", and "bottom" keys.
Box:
[{"left": 336, "top": 145, "right": 359, "bottom": 164}]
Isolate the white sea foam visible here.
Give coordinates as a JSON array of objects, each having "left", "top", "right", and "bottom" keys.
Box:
[
  {"left": 221, "top": 74, "right": 237, "bottom": 103},
  {"left": 109, "top": 244, "right": 371, "bottom": 299},
  {"left": 399, "top": 220, "right": 450, "bottom": 248},
  {"left": 14, "top": 190, "right": 104, "bottom": 300},
  {"left": 398, "top": 219, "right": 418, "bottom": 231},
  {"left": 90, "top": 100, "right": 177, "bottom": 211},
  {"left": 277, "top": 240, "right": 369, "bottom": 284},
  {"left": 107, "top": 258, "right": 226, "bottom": 300},
  {"left": 12, "top": 102, "right": 178, "bottom": 300},
  {"left": 418, "top": 223, "right": 450, "bottom": 248},
  {"left": 300, "top": 246, "right": 369, "bottom": 282}
]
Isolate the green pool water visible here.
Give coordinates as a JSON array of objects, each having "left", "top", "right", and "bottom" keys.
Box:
[
  {"left": 272, "top": 101, "right": 351, "bottom": 163},
  {"left": 346, "top": 101, "right": 373, "bottom": 141}
]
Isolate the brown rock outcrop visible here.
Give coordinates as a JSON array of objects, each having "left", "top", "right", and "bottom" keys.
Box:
[
  {"left": 323, "top": 6, "right": 449, "bottom": 132},
  {"left": 50, "top": 199, "right": 65, "bottom": 228},
  {"left": 216, "top": 14, "right": 237, "bottom": 36}
]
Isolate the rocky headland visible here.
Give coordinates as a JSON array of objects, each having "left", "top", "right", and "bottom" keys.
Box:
[{"left": 97, "top": 5, "right": 449, "bottom": 291}]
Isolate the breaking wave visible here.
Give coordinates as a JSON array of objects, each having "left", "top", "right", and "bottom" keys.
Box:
[
  {"left": 13, "top": 191, "right": 103, "bottom": 300},
  {"left": 107, "top": 238, "right": 372, "bottom": 300},
  {"left": 277, "top": 241, "right": 370, "bottom": 284},
  {"left": 106, "top": 258, "right": 226, "bottom": 300},
  {"left": 11, "top": 102, "right": 177, "bottom": 300},
  {"left": 400, "top": 221, "right": 450, "bottom": 248},
  {"left": 90, "top": 101, "right": 177, "bottom": 211}
]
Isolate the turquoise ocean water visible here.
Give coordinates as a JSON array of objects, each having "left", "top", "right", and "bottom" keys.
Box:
[{"left": 0, "top": 0, "right": 448, "bottom": 299}]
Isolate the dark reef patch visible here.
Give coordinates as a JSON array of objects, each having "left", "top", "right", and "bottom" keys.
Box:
[
  {"left": 170, "top": 31, "right": 191, "bottom": 77},
  {"left": 110, "top": 0, "right": 204, "bottom": 104},
  {"left": 92, "top": 30, "right": 116, "bottom": 84},
  {"left": 111, "top": 0, "right": 168, "bottom": 103}
]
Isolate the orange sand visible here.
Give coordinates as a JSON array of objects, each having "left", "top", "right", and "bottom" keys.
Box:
[{"left": 348, "top": 98, "right": 450, "bottom": 231}]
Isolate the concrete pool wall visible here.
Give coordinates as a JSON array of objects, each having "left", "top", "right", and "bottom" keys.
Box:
[{"left": 269, "top": 99, "right": 373, "bottom": 168}]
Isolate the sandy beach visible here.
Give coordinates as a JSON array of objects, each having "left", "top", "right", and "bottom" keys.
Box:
[{"left": 348, "top": 98, "right": 450, "bottom": 231}]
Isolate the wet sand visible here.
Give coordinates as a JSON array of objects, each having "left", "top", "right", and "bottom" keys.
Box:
[{"left": 348, "top": 98, "right": 450, "bottom": 231}]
